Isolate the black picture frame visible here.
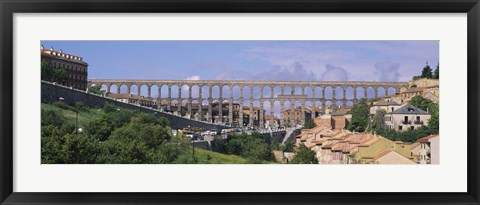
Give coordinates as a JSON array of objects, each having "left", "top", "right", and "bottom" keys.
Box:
[{"left": 1, "top": 0, "right": 479, "bottom": 204}]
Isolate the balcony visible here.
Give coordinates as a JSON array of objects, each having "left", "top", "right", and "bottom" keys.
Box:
[
  {"left": 402, "top": 120, "right": 411, "bottom": 124},
  {"left": 414, "top": 120, "right": 424, "bottom": 124}
]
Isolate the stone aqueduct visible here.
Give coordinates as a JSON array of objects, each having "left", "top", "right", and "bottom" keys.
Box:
[{"left": 89, "top": 80, "right": 409, "bottom": 127}]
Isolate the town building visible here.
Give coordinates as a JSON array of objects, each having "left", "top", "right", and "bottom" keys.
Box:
[
  {"left": 242, "top": 106, "right": 265, "bottom": 127},
  {"left": 281, "top": 106, "right": 313, "bottom": 126},
  {"left": 374, "top": 151, "right": 416, "bottom": 164},
  {"left": 294, "top": 122, "right": 423, "bottom": 164},
  {"left": 106, "top": 93, "right": 155, "bottom": 107},
  {"left": 369, "top": 99, "right": 402, "bottom": 115},
  {"left": 314, "top": 107, "right": 352, "bottom": 130},
  {"left": 331, "top": 108, "right": 352, "bottom": 130},
  {"left": 41, "top": 46, "right": 88, "bottom": 90},
  {"left": 417, "top": 134, "right": 439, "bottom": 164},
  {"left": 383, "top": 93, "right": 407, "bottom": 104},
  {"left": 384, "top": 104, "right": 431, "bottom": 131},
  {"left": 353, "top": 137, "right": 417, "bottom": 164},
  {"left": 400, "top": 87, "right": 427, "bottom": 99}
]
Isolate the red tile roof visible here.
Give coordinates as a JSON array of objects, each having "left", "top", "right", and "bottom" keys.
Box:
[{"left": 416, "top": 134, "right": 439, "bottom": 143}]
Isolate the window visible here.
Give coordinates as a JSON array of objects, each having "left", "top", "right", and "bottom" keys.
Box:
[
  {"left": 404, "top": 116, "right": 408, "bottom": 122},
  {"left": 398, "top": 126, "right": 402, "bottom": 130},
  {"left": 416, "top": 116, "right": 420, "bottom": 121},
  {"left": 411, "top": 126, "right": 414, "bottom": 130}
]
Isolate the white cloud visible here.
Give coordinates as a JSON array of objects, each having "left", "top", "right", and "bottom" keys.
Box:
[
  {"left": 374, "top": 61, "right": 400, "bottom": 82},
  {"left": 185, "top": 75, "right": 201, "bottom": 81},
  {"left": 321, "top": 64, "right": 349, "bottom": 81},
  {"left": 253, "top": 62, "right": 319, "bottom": 81}
]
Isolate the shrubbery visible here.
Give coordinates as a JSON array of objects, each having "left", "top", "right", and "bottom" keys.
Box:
[
  {"left": 41, "top": 102, "right": 201, "bottom": 164},
  {"left": 290, "top": 144, "right": 318, "bottom": 164},
  {"left": 374, "top": 126, "right": 435, "bottom": 143},
  {"left": 211, "top": 132, "right": 272, "bottom": 163},
  {"left": 303, "top": 118, "right": 316, "bottom": 129},
  {"left": 42, "top": 102, "right": 284, "bottom": 164},
  {"left": 347, "top": 99, "right": 369, "bottom": 132}
]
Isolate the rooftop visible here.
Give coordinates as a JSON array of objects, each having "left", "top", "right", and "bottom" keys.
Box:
[
  {"left": 417, "top": 134, "right": 439, "bottom": 143},
  {"left": 41, "top": 46, "right": 88, "bottom": 66},
  {"left": 389, "top": 104, "right": 429, "bottom": 115},
  {"left": 404, "top": 87, "right": 426, "bottom": 93}
]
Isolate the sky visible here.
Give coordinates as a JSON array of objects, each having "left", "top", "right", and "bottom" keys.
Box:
[{"left": 41, "top": 41, "right": 439, "bottom": 82}]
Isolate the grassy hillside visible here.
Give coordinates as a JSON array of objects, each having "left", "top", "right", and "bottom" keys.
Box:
[
  {"left": 41, "top": 102, "right": 253, "bottom": 164},
  {"left": 42, "top": 103, "right": 104, "bottom": 127}
]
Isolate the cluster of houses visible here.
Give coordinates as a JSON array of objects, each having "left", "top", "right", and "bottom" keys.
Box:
[
  {"left": 289, "top": 78, "right": 439, "bottom": 164},
  {"left": 290, "top": 125, "right": 438, "bottom": 164}
]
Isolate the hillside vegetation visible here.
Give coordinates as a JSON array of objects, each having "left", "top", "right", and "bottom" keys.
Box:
[{"left": 41, "top": 102, "right": 251, "bottom": 164}]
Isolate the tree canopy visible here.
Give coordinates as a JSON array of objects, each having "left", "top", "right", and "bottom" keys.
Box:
[
  {"left": 347, "top": 98, "right": 370, "bottom": 132},
  {"left": 222, "top": 132, "right": 271, "bottom": 163},
  {"left": 433, "top": 64, "right": 439, "bottom": 79},
  {"left": 304, "top": 118, "right": 317, "bottom": 129},
  {"left": 290, "top": 144, "right": 318, "bottom": 164},
  {"left": 412, "top": 62, "right": 439, "bottom": 80},
  {"left": 409, "top": 96, "right": 439, "bottom": 134},
  {"left": 88, "top": 86, "right": 104, "bottom": 95},
  {"left": 421, "top": 63, "right": 433, "bottom": 78},
  {"left": 41, "top": 60, "right": 67, "bottom": 83},
  {"left": 42, "top": 102, "right": 273, "bottom": 164}
]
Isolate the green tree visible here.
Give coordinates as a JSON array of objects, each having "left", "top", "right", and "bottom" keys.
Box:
[
  {"left": 270, "top": 140, "right": 281, "bottom": 151},
  {"left": 85, "top": 114, "right": 116, "bottom": 141},
  {"left": 88, "top": 85, "right": 104, "bottom": 95},
  {"left": 408, "top": 95, "right": 434, "bottom": 111},
  {"left": 54, "top": 67, "right": 67, "bottom": 83},
  {"left": 407, "top": 96, "right": 439, "bottom": 134},
  {"left": 433, "top": 64, "right": 439, "bottom": 79},
  {"left": 427, "top": 103, "right": 439, "bottom": 134},
  {"left": 75, "top": 102, "right": 88, "bottom": 112},
  {"left": 375, "top": 126, "right": 435, "bottom": 143},
  {"left": 41, "top": 59, "right": 67, "bottom": 83},
  {"left": 224, "top": 132, "right": 271, "bottom": 163},
  {"left": 62, "top": 133, "right": 101, "bottom": 164},
  {"left": 41, "top": 109, "right": 65, "bottom": 127},
  {"left": 281, "top": 139, "right": 294, "bottom": 152},
  {"left": 103, "top": 102, "right": 118, "bottom": 113},
  {"left": 372, "top": 109, "right": 386, "bottom": 133},
  {"left": 421, "top": 63, "right": 433, "bottom": 78},
  {"left": 180, "top": 109, "right": 187, "bottom": 117},
  {"left": 347, "top": 99, "right": 370, "bottom": 132},
  {"left": 41, "top": 60, "right": 54, "bottom": 81},
  {"left": 110, "top": 119, "right": 171, "bottom": 148},
  {"left": 304, "top": 118, "right": 317, "bottom": 129},
  {"left": 41, "top": 124, "right": 67, "bottom": 163},
  {"left": 211, "top": 135, "right": 226, "bottom": 153},
  {"left": 97, "top": 137, "right": 151, "bottom": 164},
  {"left": 290, "top": 144, "right": 318, "bottom": 164}
]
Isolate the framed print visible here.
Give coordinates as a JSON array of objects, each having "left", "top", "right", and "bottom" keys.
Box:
[{"left": 1, "top": 0, "right": 479, "bottom": 204}]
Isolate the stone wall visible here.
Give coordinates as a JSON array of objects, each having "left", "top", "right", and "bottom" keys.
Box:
[{"left": 41, "top": 82, "right": 227, "bottom": 131}]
